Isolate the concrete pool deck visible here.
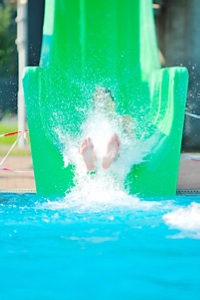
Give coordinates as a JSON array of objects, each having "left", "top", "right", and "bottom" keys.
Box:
[{"left": 0, "top": 154, "right": 200, "bottom": 193}]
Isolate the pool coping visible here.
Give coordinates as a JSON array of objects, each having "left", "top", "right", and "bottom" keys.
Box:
[
  {"left": 176, "top": 189, "right": 200, "bottom": 195},
  {"left": 0, "top": 189, "right": 36, "bottom": 194},
  {"left": 1, "top": 189, "right": 200, "bottom": 196}
]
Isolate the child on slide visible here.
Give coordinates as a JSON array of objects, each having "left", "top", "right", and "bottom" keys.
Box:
[{"left": 80, "top": 87, "right": 134, "bottom": 171}]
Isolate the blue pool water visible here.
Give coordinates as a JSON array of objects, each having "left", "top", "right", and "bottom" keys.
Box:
[{"left": 0, "top": 192, "right": 200, "bottom": 300}]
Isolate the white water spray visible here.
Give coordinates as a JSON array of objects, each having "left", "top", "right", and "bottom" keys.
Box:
[
  {"left": 52, "top": 100, "right": 166, "bottom": 210},
  {"left": 163, "top": 202, "right": 200, "bottom": 238}
]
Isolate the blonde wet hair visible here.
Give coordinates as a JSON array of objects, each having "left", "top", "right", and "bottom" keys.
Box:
[{"left": 92, "top": 87, "right": 116, "bottom": 112}]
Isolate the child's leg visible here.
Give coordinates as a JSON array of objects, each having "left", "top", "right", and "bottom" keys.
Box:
[
  {"left": 102, "top": 134, "right": 121, "bottom": 169},
  {"left": 80, "top": 137, "right": 96, "bottom": 171}
]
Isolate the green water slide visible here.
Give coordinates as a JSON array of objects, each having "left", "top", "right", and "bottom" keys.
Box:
[{"left": 23, "top": 0, "right": 188, "bottom": 197}]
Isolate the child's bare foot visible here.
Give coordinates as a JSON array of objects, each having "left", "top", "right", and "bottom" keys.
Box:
[
  {"left": 102, "top": 134, "right": 121, "bottom": 169},
  {"left": 80, "top": 137, "right": 95, "bottom": 171}
]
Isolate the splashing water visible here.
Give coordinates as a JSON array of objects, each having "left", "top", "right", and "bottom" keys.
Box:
[
  {"left": 50, "top": 96, "right": 200, "bottom": 239},
  {"left": 45, "top": 104, "right": 172, "bottom": 214},
  {"left": 56, "top": 104, "right": 163, "bottom": 200},
  {"left": 47, "top": 96, "right": 181, "bottom": 225},
  {"left": 163, "top": 202, "right": 200, "bottom": 239}
]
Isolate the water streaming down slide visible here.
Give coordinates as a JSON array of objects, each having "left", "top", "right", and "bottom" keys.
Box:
[{"left": 23, "top": 0, "right": 188, "bottom": 197}]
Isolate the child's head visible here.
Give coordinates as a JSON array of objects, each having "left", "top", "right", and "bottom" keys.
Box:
[{"left": 92, "top": 87, "right": 116, "bottom": 112}]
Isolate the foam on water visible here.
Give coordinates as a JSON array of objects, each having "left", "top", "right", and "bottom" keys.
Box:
[
  {"left": 41, "top": 185, "right": 164, "bottom": 213},
  {"left": 39, "top": 195, "right": 200, "bottom": 240},
  {"left": 163, "top": 202, "right": 200, "bottom": 239}
]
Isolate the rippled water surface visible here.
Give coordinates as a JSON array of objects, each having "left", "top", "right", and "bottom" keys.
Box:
[{"left": 0, "top": 193, "right": 200, "bottom": 300}]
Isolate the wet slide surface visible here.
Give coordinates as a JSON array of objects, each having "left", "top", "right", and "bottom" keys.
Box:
[{"left": 23, "top": 0, "right": 188, "bottom": 197}]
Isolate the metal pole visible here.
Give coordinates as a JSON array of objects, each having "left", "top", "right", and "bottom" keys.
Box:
[{"left": 16, "top": 0, "right": 28, "bottom": 148}]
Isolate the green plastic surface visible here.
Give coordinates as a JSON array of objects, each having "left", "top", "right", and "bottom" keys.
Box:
[{"left": 23, "top": 0, "right": 188, "bottom": 197}]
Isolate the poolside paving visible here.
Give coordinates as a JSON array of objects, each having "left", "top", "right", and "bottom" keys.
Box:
[
  {"left": 0, "top": 155, "right": 35, "bottom": 192},
  {"left": 0, "top": 154, "right": 200, "bottom": 193},
  {"left": 178, "top": 156, "right": 200, "bottom": 191}
]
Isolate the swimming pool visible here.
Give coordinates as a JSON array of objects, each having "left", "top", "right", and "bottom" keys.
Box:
[{"left": 0, "top": 192, "right": 200, "bottom": 299}]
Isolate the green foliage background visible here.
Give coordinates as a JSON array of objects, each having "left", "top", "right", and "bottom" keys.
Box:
[{"left": 0, "top": 0, "right": 17, "bottom": 76}]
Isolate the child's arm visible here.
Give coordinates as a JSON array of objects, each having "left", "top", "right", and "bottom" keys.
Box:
[{"left": 120, "top": 114, "right": 135, "bottom": 138}]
